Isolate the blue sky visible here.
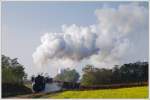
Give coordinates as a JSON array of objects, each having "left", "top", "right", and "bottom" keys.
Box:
[{"left": 2, "top": 1, "right": 148, "bottom": 78}]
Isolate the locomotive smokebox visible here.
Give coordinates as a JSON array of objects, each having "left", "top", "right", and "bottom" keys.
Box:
[{"left": 32, "top": 75, "right": 46, "bottom": 92}]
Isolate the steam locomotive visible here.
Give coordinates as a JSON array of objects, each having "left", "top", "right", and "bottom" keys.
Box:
[
  {"left": 31, "top": 75, "right": 80, "bottom": 93},
  {"left": 32, "top": 75, "right": 46, "bottom": 92}
]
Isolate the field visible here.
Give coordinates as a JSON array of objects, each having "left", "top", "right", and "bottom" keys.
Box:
[
  {"left": 41, "top": 86, "right": 148, "bottom": 98},
  {"left": 15, "top": 86, "right": 148, "bottom": 98}
]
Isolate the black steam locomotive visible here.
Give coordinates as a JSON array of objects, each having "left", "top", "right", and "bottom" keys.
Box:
[{"left": 32, "top": 75, "right": 46, "bottom": 92}]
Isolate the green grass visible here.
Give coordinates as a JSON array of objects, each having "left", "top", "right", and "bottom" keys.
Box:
[{"left": 41, "top": 86, "right": 148, "bottom": 98}]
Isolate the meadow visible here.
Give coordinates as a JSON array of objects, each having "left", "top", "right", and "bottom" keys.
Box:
[{"left": 38, "top": 86, "right": 148, "bottom": 98}]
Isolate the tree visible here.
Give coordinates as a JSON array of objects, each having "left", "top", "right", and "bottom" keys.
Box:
[
  {"left": 112, "top": 65, "right": 121, "bottom": 83},
  {"left": 55, "top": 68, "right": 80, "bottom": 82},
  {"left": 81, "top": 65, "right": 113, "bottom": 86},
  {"left": 81, "top": 65, "right": 98, "bottom": 86},
  {"left": 119, "top": 62, "right": 148, "bottom": 83},
  {"left": 2, "top": 55, "right": 26, "bottom": 84}
]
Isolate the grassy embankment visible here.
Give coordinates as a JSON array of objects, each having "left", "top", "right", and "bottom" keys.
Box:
[
  {"left": 15, "top": 86, "right": 148, "bottom": 98},
  {"left": 41, "top": 86, "right": 148, "bottom": 98}
]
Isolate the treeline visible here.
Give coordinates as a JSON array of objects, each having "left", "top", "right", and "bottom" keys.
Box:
[
  {"left": 81, "top": 62, "right": 148, "bottom": 86},
  {"left": 2, "top": 55, "right": 31, "bottom": 97},
  {"left": 2, "top": 55, "right": 27, "bottom": 84},
  {"left": 54, "top": 62, "right": 148, "bottom": 87}
]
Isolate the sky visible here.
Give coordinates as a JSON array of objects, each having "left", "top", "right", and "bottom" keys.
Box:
[{"left": 2, "top": 1, "right": 149, "bottom": 78}]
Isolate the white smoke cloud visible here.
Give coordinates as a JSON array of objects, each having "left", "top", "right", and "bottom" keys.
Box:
[
  {"left": 32, "top": 3, "right": 148, "bottom": 72},
  {"left": 33, "top": 24, "right": 99, "bottom": 67}
]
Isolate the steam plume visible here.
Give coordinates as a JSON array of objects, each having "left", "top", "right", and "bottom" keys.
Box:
[{"left": 32, "top": 3, "right": 148, "bottom": 71}]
